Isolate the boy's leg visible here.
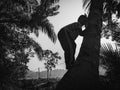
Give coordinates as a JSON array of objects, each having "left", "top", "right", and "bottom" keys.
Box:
[{"left": 58, "top": 29, "right": 77, "bottom": 69}]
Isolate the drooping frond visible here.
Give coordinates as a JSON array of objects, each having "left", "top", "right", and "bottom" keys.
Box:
[
  {"left": 82, "top": 0, "right": 91, "bottom": 10},
  {"left": 32, "top": 40, "right": 43, "bottom": 60},
  {"left": 0, "top": 0, "right": 60, "bottom": 43},
  {"left": 40, "top": 19, "right": 57, "bottom": 43}
]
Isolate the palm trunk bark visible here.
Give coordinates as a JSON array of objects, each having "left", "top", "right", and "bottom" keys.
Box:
[
  {"left": 76, "top": 0, "right": 103, "bottom": 73},
  {"left": 56, "top": 0, "right": 103, "bottom": 90}
]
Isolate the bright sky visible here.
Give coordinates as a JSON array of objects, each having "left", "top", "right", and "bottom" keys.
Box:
[{"left": 27, "top": 0, "right": 116, "bottom": 72}]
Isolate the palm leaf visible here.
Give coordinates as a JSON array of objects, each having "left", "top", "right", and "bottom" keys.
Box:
[
  {"left": 82, "top": 0, "right": 91, "bottom": 10},
  {"left": 101, "top": 43, "right": 120, "bottom": 71},
  {"left": 30, "top": 38, "right": 43, "bottom": 60},
  {"left": 101, "top": 43, "right": 115, "bottom": 59},
  {"left": 40, "top": 19, "right": 57, "bottom": 43}
]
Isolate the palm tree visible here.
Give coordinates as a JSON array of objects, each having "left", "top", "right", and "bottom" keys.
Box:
[
  {"left": 28, "top": 0, "right": 60, "bottom": 42},
  {"left": 55, "top": 0, "right": 104, "bottom": 89},
  {"left": 0, "top": 0, "right": 60, "bottom": 43},
  {"left": 0, "top": 0, "right": 60, "bottom": 89},
  {"left": 82, "top": 0, "right": 120, "bottom": 89},
  {"left": 82, "top": 0, "right": 103, "bottom": 70},
  {"left": 101, "top": 0, "right": 120, "bottom": 42},
  {"left": 56, "top": 0, "right": 120, "bottom": 90},
  {"left": 79, "top": 0, "right": 104, "bottom": 89},
  {"left": 82, "top": 0, "right": 120, "bottom": 76},
  {"left": 0, "top": 0, "right": 60, "bottom": 62}
]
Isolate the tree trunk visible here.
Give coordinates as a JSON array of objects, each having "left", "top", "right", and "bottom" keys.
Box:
[
  {"left": 47, "top": 69, "right": 49, "bottom": 81},
  {"left": 56, "top": 0, "right": 103, "bottom": 89},
  {"left": 76, "top": 0, "right": 103, "bottom": 72}
]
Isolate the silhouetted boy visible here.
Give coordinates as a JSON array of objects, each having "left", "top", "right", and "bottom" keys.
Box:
[{"left": 58, "top": 15, "right": 88, "bottom": 70}]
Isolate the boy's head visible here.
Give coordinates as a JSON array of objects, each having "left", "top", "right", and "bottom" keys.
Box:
[{"left": 78, "top": 15, "right": 88, "bottom": 26}]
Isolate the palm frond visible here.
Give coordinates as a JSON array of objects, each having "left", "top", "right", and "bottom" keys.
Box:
[
  {"left": 82, "top": 0, "right": 91, "bottom": 11},
  {"left": 32, "top": 41, "right": 43, "bottom": 60},
  {"left": 40, "top": 19, "right": 57, "bottom": 43},
  {"left": 101, "top": 42, "right": 120, "bottom": 80},
  {"left": 101, "top": 43, "right": 115, "bottom": 58},
  {"left": 101, "top": 43, "right": 120, "bottom": 69},
  {"left": 82, "top": 0, "right": 91, "bottom": 8},
  {"left": 28, "top": 0, "right": 59, "bottom": 43},
  {"left": 40, "top": 0, "right": 59, "bottom": 8}
]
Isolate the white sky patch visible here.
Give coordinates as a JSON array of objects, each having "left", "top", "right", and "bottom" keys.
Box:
[{"left": 75, "top": 36, "right": 83, "bottom": 59}]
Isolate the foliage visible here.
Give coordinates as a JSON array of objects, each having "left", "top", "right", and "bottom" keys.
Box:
[
  {"left": 103, "top": 0, "right": 120, "bottom": 19},
  {"left": 83, "top": 0, "right": 120, "bottom": 43},
  {"left": 101, "top": 0, "right": 120, "bottom": 42},
  {"left": 42, "top": 50, "right": 61, "bottom": 71},
  {"left": 42, "top": 50, "right": 61, "bottom": 79},
  {"left": 0, "top": 0, "right": 60, "bottom": 42},
  {"left": 0, "top": 0, "right": 60, "bottom": 89},
  {"left": 83, "top": 0, "right": 120, "bottom": 89},
  {"left": 100, "top": 43, "right": 120, "bottom": 88},
  {"left": 83, "top": 0, "right": 120, "bottom": 17},
  {"left": 0, "top": 24, "right": 43, "bottom": 89},
  {"left": 101, "top": 19, "right": 120, "bottom": 42}
]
